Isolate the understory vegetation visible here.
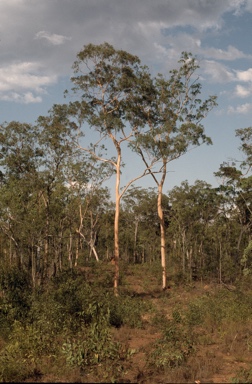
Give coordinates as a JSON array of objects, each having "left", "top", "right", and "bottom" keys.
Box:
[{"left": 0, "top": 263, "right": 252, "bottom": 382}]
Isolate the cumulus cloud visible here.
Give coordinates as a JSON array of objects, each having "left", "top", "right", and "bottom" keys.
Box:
[
  {"left": 234, "top": 84, "right": 252, "bottom": 97},
  {"left": 35, "top": 31, "right": 72, "bottom": 45},
  {"left": 0, "top": 0, "right": 249, "bottom": 104},
  {"left": 203, "top": 60, "right": 235, "bottom": 83},
  {"left": 0, "top": 61, "right": 57, "bottom": 103},
  {"left": 0, "top": 62, "right": 57, "bottom": 92},
  {"left": 203, "top": 45, "right": 251, "bottom": 61},
  {"left": 236, "top": 68, "right": 252, "bottom": 81},
  {"left": 231, "top": 69, "right": 252, "bottom": 99},
  {"left": 0, "top": 92, "right": 42, "bottom": 104},
  {"left": 227, "top": 102, "right": 252, "bottom": 114}
]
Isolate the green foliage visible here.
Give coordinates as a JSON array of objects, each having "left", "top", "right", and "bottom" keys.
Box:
[
  {"left": 241, "top": 240, "right": 252, "bottom": 275},
  {"left": 0, "top": 343, "right": 34, "bottom": 382},
  {"left": 0, "top": 321, "right": 43, "bottom": 382},
  {"left": 186, "top": 302, "right": 204, "bottom": 327},
  {"left": 62, "top": 298, "right": 120, "bottom": 368},
  {"left": 109, "top": 295, "right": 149, "bottom": 328},
  {"left": 183, "top": 288, "right": 252, "bottom": 341},
  {"left": 147, "top": 319, "right": 195, "bottom": 370},
  {"left": 51, "top": 270, "right": 88, "bottom": 314},
  {"left": 0, "top": 268, "right": 149, "bottom": 381},
  {"left": 172, "top": 308, "right": 183, "bottom": 324},
  {"left": 29, "top": 293, "right": 66, "bottom": 338},
  {"left": 0, "top": 265, "right": 32, "bottom": 322}
]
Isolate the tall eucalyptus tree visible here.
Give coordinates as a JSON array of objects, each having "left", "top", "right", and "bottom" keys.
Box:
[
  {"left": 132, "top": 52, "right": 217, "bottom": 289},
  {"left": 66, "top": 43, "right": 154, "bottom": 294}
]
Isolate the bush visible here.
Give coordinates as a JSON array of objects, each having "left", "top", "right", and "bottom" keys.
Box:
[
  {"left": 147, "top": 319, "right": 195, "bottom": 370},
  {"left": 62, "top": 298, "right": 120, "bottom": 367},
  {"left": 0, "top": 265, "right": 32, "bottom": 322},
  {"left": 109, "top": 295, "right": 149, "bottom": 328},
  {"left": 0, "top": 321, "right": 42, "bottom": 382},
  {"left": 185, "top": 302, "right": 204, "bottom": 327}
]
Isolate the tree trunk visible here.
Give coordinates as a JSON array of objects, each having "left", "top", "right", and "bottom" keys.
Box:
[
  {"left": 133, "top": 219, "right": 139, "bottom": 264},
  {"left": 182, "top": 229, "right": 186, "bottom": 274},
  {"left": 113, "top": 151, "right": 121, "bottom": 296},
  {"left": 68, "top": 232, "right": 73, "bottom": 269},
  {"left": 90, "top": 242, "right": 99, "bottom": 261},
  {"left": 187, "top": 246, "right": 193, "bottom": 281},
  {"left": 44, "top": 236, "right": 49, "bottom": 279},
  {"left": 9, "top": 238, "right": 12, "bottom": 265},
  {"left": 219, "top": 240, "right": 222, "bottom": 284},
  {"left": 31, "top": 241, "right": 36, "bottom": 289},
  {"left": 75, "top": 236, "right": 79, "bottom": 267},
  {"left": 157, "top": 182, "right": 166, "bottom": 290}
]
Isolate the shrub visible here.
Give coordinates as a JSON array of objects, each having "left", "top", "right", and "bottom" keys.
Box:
[
  {"left": 0, "top": 265, "right": 32, "bottom": 322},
  {"left": 0, "top": 321, "right": 43, "bottom": 382},
  {"left": 109, "top": 295, "right": 149, "bottom": 328},
  {"left": 147, "top": 319, "right": 195, "bottom": 371},
  {"left": 62, "top": 298, "right": 120, "bottom": 368}
]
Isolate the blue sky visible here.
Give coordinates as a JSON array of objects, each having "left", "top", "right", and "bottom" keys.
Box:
[{"left": 1, "top": 0, "right": 252, "bottom": 196}]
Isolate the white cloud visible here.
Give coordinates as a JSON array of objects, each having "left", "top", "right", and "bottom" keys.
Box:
[
  {"left": 0, "top": 62, "right": 57, "bottom": 92},
  {"left": 234, "top": 84, "right": 252, "bottom": 97},
  {"left": 0, "top": 0, "right": 249, "bottom": 104},
  {"left": 203, "top": 45, "right": 251, "bottom": 61},
  {"left": 230, "top": 0, "right": 247, "bottom": 14},
  {"left": 203, "top": 60, "right": 235, "bottom": 83},
  {"left": 227, "top": 102, "right": 252, "bottom": 114},
  {"left": 35, "top": 31, "right": 72, "bottom": 45},
  {"left": 0, "top": 61, "right": 57, "bottom": 104},
  {"left": 0, "top": 92, "right": 42, "bottom": 104},
  {"left": 236, "top": 68, "right": 252, "bottom": 81}
]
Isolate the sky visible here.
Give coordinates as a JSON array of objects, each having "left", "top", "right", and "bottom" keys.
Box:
[{"left": 1, "top": 0, "right": 252, "bottom": 196}]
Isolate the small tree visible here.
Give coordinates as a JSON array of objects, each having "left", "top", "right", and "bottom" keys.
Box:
[
  {"left": 215, "top": 127, "right": 252, "bottom": 275},
  {"left": 36, "top": 104, "right": 80, "bottom": 281},
  {"left": 133, "top": 52, "right": 217, "bottom": 289},
  {"left": 168, "top": 180, "right": 220, "bottom": 281},
  {"left": 0, "top": 121, "right": 43, "bottom": 282}
]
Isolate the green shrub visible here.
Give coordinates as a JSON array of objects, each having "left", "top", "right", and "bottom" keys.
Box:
[
  {"left": 0, "top": 321, "right": 42, "bottom": 382},
  {"left": 185, "top": 302, "right": 204, "bottom": 327},
  {"left": 172, "top": 309, "right": 183, "bottom": 324},
  {"left": 0, "top": 343, "right": 34, "bottom": 382},
  {"left": 147, "top": 319, "right": 195, "bottom": 370},
  {"left": 109, "top": 295, "right": 149, "bottom": 328},
  {"left": 51, "top": 270, "right": 88, "bottom": 314},
  {"left": 62, "top": 298, "right": 120, "bottom": 368},
  {"left": 0, "top": 265, "right": 32, "bottom": 322}
]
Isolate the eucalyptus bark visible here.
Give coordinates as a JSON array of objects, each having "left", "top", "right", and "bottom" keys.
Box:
[
  {"left": 113, "top": 147, "right": 121, "bottom": 296},
  {"left": 157, "top": 169, "right": 167, "bottom": 290},
  {"left": 31, "top": 241, "right": 36, "bottom": 288},
  {"left": 133, "top": 219, "right": 139, "bottom": 264}
]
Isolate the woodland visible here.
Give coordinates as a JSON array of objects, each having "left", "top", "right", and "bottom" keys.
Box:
[{"left": 0, "top": 43, "right": 252, "bottom": 382}]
